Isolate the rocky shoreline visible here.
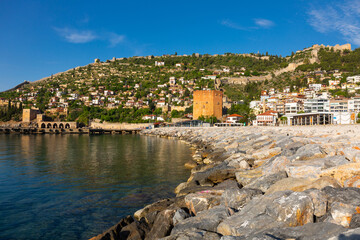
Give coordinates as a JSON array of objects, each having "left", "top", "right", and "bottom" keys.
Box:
[{"left": 91, "top": 126, "right": 360, "bottom": 240}]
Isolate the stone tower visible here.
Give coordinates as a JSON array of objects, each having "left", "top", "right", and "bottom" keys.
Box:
[{"left": 193, "top": 90, "right": 223, "bottom": 120}]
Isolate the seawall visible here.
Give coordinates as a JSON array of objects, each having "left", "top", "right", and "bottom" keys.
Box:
[{"left": 91, "top": 125, "right": 360, "bottom": 239}]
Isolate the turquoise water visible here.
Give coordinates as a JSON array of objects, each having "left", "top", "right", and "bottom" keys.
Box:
[{"left": 0, "top": 134, "right": 192, "bottom": 240}]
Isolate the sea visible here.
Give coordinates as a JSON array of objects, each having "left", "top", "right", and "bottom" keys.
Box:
[{"left": 0, "top": 134, "right": 193, "bottom": 239}]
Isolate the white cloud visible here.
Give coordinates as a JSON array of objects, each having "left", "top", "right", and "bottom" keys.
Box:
[
  {"left": 221, "top": 19, "right": 247, "bottom": 30},
  {"left": 54, "top": 27, "right": 127, "bottom": 47},
  {"left": 109, "top": 33, "right": 125, "bottom": 47},
  {"left": 308, "top": 0, "right": 360, "bottom": 45},
  {"left": 221, "top": 18, "right": 274, "bottom": 31},
  {"left": 254, "top": 19, "right": 275, "bottom": 28},
  {"left": 54, "top": 28, "right": 97, "bottom": 43}
]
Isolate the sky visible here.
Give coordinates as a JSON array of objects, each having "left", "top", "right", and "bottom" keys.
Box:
[{"left": 1, "top": 0, "right": 360, "bottom": 92}]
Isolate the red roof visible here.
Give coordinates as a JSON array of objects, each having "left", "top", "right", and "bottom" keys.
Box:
[
  {"left": 227, "top": 114, "right": 244, "bottom": 118},
  {"left": 257, "top": 110, "right": 278, "bottom": 116}
]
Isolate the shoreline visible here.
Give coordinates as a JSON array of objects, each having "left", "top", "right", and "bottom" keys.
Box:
[{"left": 93, "top": 125, "right": 360, "bottom": 239}]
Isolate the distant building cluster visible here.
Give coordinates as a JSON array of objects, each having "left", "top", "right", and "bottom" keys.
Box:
[{"left": 250, "top": 71, "right": 360, "bottom": 126}]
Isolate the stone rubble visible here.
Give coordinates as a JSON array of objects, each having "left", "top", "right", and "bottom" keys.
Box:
[{"left": 90, "top": 125, "right": 360, "bottom": 240}]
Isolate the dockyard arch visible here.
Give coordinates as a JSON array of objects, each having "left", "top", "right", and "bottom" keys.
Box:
[
  {"left": 41, "top": 123, "right": 46, "bottom": 128},
  {"left": 59, "top": 123, "right": 64, "bottom": 129},
  {"left": 47, "top": 123, "right": 52, "bottom": 128},
  {"left": 53, "top": 123, "right": 57, "bottom": 128},
  {"left": 65, "top": 123, "right": 70, "bottom": 129}
]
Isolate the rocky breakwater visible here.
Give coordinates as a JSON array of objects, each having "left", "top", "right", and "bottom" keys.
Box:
[{"left": 90, "top": 125, "right": 360, "bottom": 240}]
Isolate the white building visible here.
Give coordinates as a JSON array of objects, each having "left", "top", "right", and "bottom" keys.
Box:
[
  {"left": 253, "top": 110, "right": 278, "bottom": 126},
  {"left": 285, "top": 102, "right": 301, "bottom": 114},
  {"left": 169, "top": 77, "right": 176, "bottom": 85},
  {"left": 309, "top": 84, "right": 322, "bottom": 92},
  {"left": 226, "top": 114, "right": 243, "bottom": 123},
  {"left": 223, "top": 68, "right": 230, "bottom": 73},
  {"left": 329, "top": 80, "right": 340, "bottom": 86},
  {"left": 304, "top": 99, "right": 329, "bottom": 113},
  {"left": 155, "top": 61, "right": 165, "bottom": 66},
  {"left": 347, "top": 75, "right": 360, "bottom": 84},
  {"left": 329, "top": 100, "right": 348, "bottom": 113}
]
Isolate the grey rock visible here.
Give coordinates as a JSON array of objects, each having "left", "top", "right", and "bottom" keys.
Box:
[
  {"left": 213, "top": 179, "right": 241, "bottom": 190},
  {"left": 217, "top": 191, "right": 293, "bottom": 236},
  {"left": 235, "top": 168, "right": 263, "bottom": 187},
  {"left": 322, "top": 187, "right": 360, "bottom": 208},
  {"left": 173, "top": 208, "right": 190, "bottom": 226},
  {"left": 120, "top": 219, "right": 150, "bottom": 240},
  {"left": 161, "top": 228, "right": 222, "bottom": 240},
  {"left": 274, "top": 136, "right": 295, "bottom": 150},
  {"left": 244, "top": 171, "right": 288, "bottom": 193},
  {"left": 184, "top": 191, "right": 222, "bottom": 215},
  {"left": 293, "top": 144, "right": 326, "bottom": 161},
  {"left": 304, "top": 189, "right": 328, "bottom": 217},
  {"left": 330, "top": 201, "right": 356, "bottom": 227},
  {"left": 265, "top": 191, "right": 314, "bottom": 227},
  {"left": 350, "top": 214, "right": 360, "bottom": 229},
  {"left": 221, "top": 188, "right": 263, "bottom": 211},
  {"left": 237, "top": 222, "right": 346, "bottom": 240},
  {"left": 328, "top": 227, "right": 360, "bottom": 240},
  {"left": 134, "top": 198, "right": 174, "bottom": 221},
  {"left": 91, "top": 215, "right": 134, "bottom": 240},
  {"left": 145, "top": 209, "right": 175, "bottom": 240},
  {"left": 279, "top": 141, "right": 304, "bottom": 156},
  {"left": 189, "top": 162, "right": 235, "bottom": 186},
  {"left": 171, "top": 205, "right": 228, "bottom": 234},
  {"left": 323, "top": 155, "right": 350, "bottom": 168}
]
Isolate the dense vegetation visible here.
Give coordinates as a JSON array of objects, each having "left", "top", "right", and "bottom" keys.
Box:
[{"left": 0, "top": 101, "right": 22, "bottom": 122}]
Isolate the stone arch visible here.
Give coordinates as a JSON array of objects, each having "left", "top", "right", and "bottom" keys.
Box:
[
  {"left": 41, "top": 123, "right": 46, "bottom": 128},
  {"left": 47, "top": 123, "right": 52, "bottom": 128},
  {"left": 65, "top": 123, "right": 70, "bottom": 129},
  {"left": 59, "top": 123, "right": 64, "bottom": 129},
  {"left": 53, "top": 123, "right": 58, "bottom": 128}
]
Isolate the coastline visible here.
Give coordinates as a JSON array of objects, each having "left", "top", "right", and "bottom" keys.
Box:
[{"left": 91, "top": 125, "right": 360, "bottom": 239}]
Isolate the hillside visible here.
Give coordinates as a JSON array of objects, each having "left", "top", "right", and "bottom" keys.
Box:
[{"left": 1, "top": 43, "right": 359, "bottom": 124}]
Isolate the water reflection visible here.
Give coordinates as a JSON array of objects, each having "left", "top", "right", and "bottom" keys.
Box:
[{"left": 0, "top": 134, "right": 192, "bottom": 240}]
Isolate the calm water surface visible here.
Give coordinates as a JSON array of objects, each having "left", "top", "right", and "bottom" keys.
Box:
[{"left": 0, "top": 134, "right": 193, "bottom": 240}]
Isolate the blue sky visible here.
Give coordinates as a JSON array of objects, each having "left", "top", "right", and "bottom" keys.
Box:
[{"left": 0, "top": 0, "right": 359, "bottom": 91}]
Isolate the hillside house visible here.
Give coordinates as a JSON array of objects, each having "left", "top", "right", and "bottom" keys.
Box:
[
  {"left": 253, "top": 110, "right": 278, "bottom": 126},
  {"left": 347, "top": 75, "right": 360, "bottom": 84},
  {"left": 225, "top": 114, "right": 244, "bottom": 123}
]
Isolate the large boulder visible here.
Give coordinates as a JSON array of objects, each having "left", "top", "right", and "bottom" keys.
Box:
[
  {"left": 251, "top": 147, "right": 282, "bottom": 160},
  {"left": 134, "top": 199, "right": 174, "bottom": 221},
  {"left": 89, "top": 215, "right": 134, "bottom": 240},
  {"left": 330, "top": 202, "right": 357, "bottom": 227},
  {"left": 261, "top": 156, "right": 291, "bottom": 174},
  {"left": 244, "top": 171, "right": 288, "bottom": 193},
  {"left": 171, "top": 205, "right": 228, "bottom": 234},
  {"left": 265, "top": 191, "right": 314, "bottom": 227},
  {"left": 265, "top": 176, "right": 340, "bottom": 194},
  {"left": 221, "top": 188, "right": 263, "bottom": 211},
  {"left": 187, "top": 162, "right": 236, "bottom": 186},
  {"left": 320, "top": 163, "right": 360, "bottom": 186},
  {"left": 145, "top": 209, "right": 176, "bottom": 240},
  {"left": 160, "top": 228, "right": 222, "bottom": 240},
  {"left": 293, "top": 144, "right": 326, "bottom": 161},
  {"left": 235, "top": 222, "right": 347, "bottom": 240},
  {"left": 172, "top": 208, "right": 190, "bottom": 226},
  {"left": 217, "top": 191, "right": 296, "bottom": 236},
  {"left": 304, "top": 189, "right": 328, "bottom": 217},
  {"left": 184, "top": 190, "right": 222, "bottom": 215},
  {"left": 285, "top": 160, "right": 325, "bottom": 179},
  {"left": 328, "top": 227, "right": 360, "bottom": 240},
  {"left": 235, "top": 168, "right": 263, "bottom": 187}
]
